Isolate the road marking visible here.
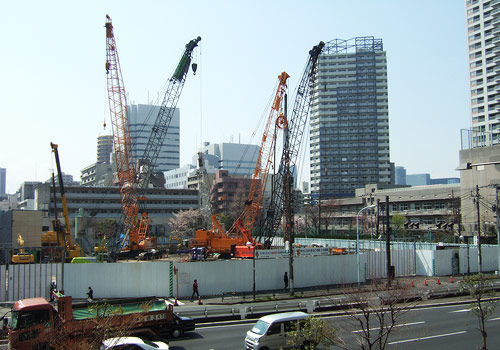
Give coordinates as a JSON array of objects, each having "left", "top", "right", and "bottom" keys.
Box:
[
  {"left": 449, "top": 308, "right": 470, "bottom": 313},
  {"left": 352, "top": 321, "right": 425, "bottom": 333},
  {"left": 388, "top": 330, "right": 466, "bottom": 345},
  {"left": 488, "top": 317, "right": 500, "bottom": 321}
]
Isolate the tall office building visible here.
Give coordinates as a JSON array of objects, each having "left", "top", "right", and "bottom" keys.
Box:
[
  {"left": 310, "top": 37, "right": 391, "bottom": 198},
  {"left": 128, "top": 104, "right": 180, "bottom": 173},
  {"left": 97, "top": 134, "right": 113, "bottom": 164},
  {"left": 395, "top": 166, "right": 407, "bottom": 185},
  {"left": 465, "top": 0, "right": 500, "bottom": 143},
  {"left": 196, "top": 142, "right": 260, "bottom": 177},
  {"left": 0, "top": 168, "right": 5, "bottom": 195}
]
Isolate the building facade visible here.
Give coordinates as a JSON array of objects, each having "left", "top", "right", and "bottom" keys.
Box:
[
  {"left": 310, "top": 37, "right": 391, "bottom": 199},
  {"left": 128, "top": 104, "right": 180, "bottom": 173},
  {"left": 0, "top": 168, "right": 5, "bottom": 195},
  {"left": 97, "top": 134, "right": 114, "bottom": 164},
  {"left": 465, "top": 0, "right": 500, "bottom": 145},
  {"left": 165, "top": 164, "right": 196, "bottom": 189},
  {"left": 303, "top": 183, "right": 461, "bottom": 237},
  {"left": 196, "top": 142, "right": 259, "bottom": 177},
  {"left": 395, "top": 166, "right": 406, "bottom": 185},
  {"left": 80, "top": 163, "right": 114, "bottom": 187}
]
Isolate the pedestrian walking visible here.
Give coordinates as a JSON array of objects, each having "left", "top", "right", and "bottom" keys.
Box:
[
  {"left": 191, "top": 279, "right": 200, "bottom": 299},
  {"left": 87, "top": 286, "right": 94, "bottom": 302},
  {"left": 284, "top": 272, "right": 289, "bottom": 290},
  {"left": 49, "top": 282, "right": 57, "bottom": 302}
]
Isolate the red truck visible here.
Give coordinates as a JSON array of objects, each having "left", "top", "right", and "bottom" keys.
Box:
[{"left": 8, "top": 292, "right": 194, "bottom": 349}]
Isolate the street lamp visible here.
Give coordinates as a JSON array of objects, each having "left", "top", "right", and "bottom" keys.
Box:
[{"left": 357, "top": 204, "right": 376, "bottom": 288}]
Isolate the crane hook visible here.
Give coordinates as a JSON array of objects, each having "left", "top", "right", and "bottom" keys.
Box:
[{"left": 192, "top": 63, "right": 198, "bottom": 75}]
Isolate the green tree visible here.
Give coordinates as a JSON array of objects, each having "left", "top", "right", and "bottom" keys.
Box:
[
  {"left": 460, "top": 274, "right": 498, "bottom": 350},
  {"left": 218, "top": 213, "right": 234, "bottom": 231},
  {"left": 390, "top": 214, "right": 406, "bottom": 237}
]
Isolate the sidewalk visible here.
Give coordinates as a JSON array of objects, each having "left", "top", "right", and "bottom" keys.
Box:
[{"left": 177, "top": 275, "right": 468, "bottom": 306}]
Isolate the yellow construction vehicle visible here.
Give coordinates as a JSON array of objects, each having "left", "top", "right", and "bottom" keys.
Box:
[
  {"left": 41, "top": 143, "right": 84, "bottom": 261},
  {"left": 11, "top": 234, "right": 34, "bottom": 264}
]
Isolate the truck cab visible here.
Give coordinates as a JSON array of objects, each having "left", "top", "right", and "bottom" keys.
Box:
[{"left": 9, "top": 297, "right": 56, "bottom": 350}]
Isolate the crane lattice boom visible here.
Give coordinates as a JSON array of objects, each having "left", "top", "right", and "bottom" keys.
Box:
[
  {"left": 257, "top": 42, "right": 325, "bottom": 247},
  {"left": 105, "top": 15, "right": 145, "bottom": 250},
  {"left": 231, "top": 72, "right": 290, "bottom": 240},
  {"left": 138, "top": 36, "right": 201, "bottom": 188}
]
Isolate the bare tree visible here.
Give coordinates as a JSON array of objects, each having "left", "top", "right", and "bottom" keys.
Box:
[
  {"left": 304, "top": 204, "right": 319, "bottom": 234},
  {"left": 321, "top": 199, "right": 341, "bottom": 235},
  {"left": 286, "top": 284, "right": 415, "bottom": 350},
  {"left": 460, "top": 273, "right": 498, "bottom": 350},
  {"left": 344, "top": 284, "right": 414, "bottom": 349}
]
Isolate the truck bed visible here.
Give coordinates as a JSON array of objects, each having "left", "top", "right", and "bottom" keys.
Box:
[{"left": 71, "top": 297, "right": 167, "bottom": 321}]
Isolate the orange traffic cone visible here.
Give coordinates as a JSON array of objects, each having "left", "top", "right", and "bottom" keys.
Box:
[
  {"left": 437, "top": 278, "right": 441, "bottom": 285},
  {"left": 174, "top": 298, "right": 178, "bottom": 306},
  {"left": 411, "top": 281, "right": 415, "bottom": 288},
  {"left": 424, "top": 279, "right": 427, "bottom": 286},
  {"left": 449, "top": 276, "right": 453, "bottom": 283},
  {"left": 198, "top": 296, "right": 203, "bottom": 305}
]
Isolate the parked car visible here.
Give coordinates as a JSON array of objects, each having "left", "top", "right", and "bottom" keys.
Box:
[{"left": 101, "top": 336, "right": 169, "bottom": 350}]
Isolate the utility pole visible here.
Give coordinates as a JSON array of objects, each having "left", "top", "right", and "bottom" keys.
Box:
[
  {"left": 385, "top": 196, "right": 392, "bottom": 286},
  {"left": 496, "top": 185, "right": 500, "bottom": 274},
  {"left": 376, "top": 198, "right": 380, "bottom": 239},
  {"left": 476, "top": 185, "right": 483, "bottom": 273},
  {"left": 283, "top": 94, "right": 294, "bottom": 296}
]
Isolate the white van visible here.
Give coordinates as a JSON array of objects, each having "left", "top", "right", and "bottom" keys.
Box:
[{"left": 244, "top": 311, "right": 309, "bottom": 350}]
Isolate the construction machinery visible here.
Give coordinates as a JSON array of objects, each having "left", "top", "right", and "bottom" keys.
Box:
[
  {"left": 105, "top": 14, "right": 152, "bottom": 257},
  {"left": 190, "top": 72, "right": 290, "bottom": 258},
  {"left": 11, "top": 234, "right": 34, "bottom": 264},
  {"left": 256, "top": 41, "right": 325, "bottom": 248},
  {"left": 137, "top": 36, "right": 201, "bottom": 189},
  {"left": 41, "top": 143, "right": 84, "bottom": 261},
  {"left": 105, "top": 15, "right": 200, "bottom": 257}
]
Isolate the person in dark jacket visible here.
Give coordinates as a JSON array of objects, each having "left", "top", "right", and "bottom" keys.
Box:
[
  {"left": 192, "top": 279, "right": 199, "bottom": 299},
  {"left": 87, "top": 286, "right": 94, "bottom": 302},
  {"left": 284, "top": 272, "right": 289, "bottom": 290}
]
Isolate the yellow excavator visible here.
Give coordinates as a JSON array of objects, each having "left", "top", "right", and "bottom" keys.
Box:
[{"left": 11, "top": 234, "right": 34, "bottom": 264}]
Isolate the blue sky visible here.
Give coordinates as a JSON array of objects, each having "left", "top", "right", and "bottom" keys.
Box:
[{"left": 0, "top": 0, "right": 469, "bottom": 194}]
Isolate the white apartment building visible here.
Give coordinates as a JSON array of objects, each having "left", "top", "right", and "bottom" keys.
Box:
[
  {"left": 466, "top": 0, "right": 500, "bottom": 144},
  {"left": 310, "top": 37, "right": 391, "bottom": 199}
]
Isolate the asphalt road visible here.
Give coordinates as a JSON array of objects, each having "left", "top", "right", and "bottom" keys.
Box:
[{"left": 167, "top": 303, "right": 500, "bottom": 350}]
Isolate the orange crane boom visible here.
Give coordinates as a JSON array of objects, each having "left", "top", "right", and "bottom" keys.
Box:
[
  {"left": 191, "top": 72, "right": 289, "bottom": 257},
  {"left": 105, "top": 15, "right": 150, "bottom": 253}
]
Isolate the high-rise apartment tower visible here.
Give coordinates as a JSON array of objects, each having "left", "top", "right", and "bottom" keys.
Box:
[
  {"left": 465, "top": 0, "right": 500, "bottom": 143},
  {"left": 310, "top": 37, "right": 391, "bottom": 198},
  {"left": 97, "top": 135, "right": 114, "bottom": 164}
]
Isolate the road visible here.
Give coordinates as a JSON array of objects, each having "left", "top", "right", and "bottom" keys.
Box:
[{"left": 167, "top": 303, "right": 500, "bottom": 350}]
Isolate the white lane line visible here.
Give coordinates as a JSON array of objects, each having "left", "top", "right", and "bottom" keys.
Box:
[
  {"left": 449, "top": 309, "right": 470, "bottom": 313},
  {"left": 388, "top": 331, "right": 466, "bottom": 345},
  {"left": 488, "top": 316, "right": 500, "bottom": 321},
  {"left": 352, "top": 321, "right": 425, "bottom": 333}
]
